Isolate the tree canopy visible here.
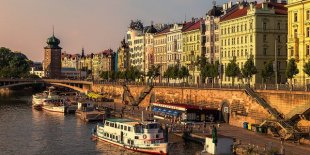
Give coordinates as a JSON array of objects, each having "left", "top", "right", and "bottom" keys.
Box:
[
  {"left": 225, "top": 58, "right": 241, "bottom": 86},
  {"left": 286, "top": 58, "right": 299, "bottom": 80},
  {"left": 241, "top": 56, "right": 257, "bottom": 84},
  {"left": 303, "top": 61, "right": 310, "bottom": 77},
  {"left": 261, "top": 60, "right": 274, "bottom": 83},
  {"left": 0, "top": 47, "right": 31, "bottom": 78}
]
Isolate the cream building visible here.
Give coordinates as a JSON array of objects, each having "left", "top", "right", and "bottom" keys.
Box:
[
  {"left": 182, "top": 19, "right": 204, "bottom": 84},
  {"left": 220, "top": 1, "right": 288, "bottom": 85},
  {"left": 286, "top": 0, "right": 310, "bottom": 85},
  {"left": 205, "top": 5, "right": 223, "bottom": 63},
  {"left": 127, "top": 21, "right": 145, "bottom": 72},
  {"left": 167, "top": 24, "right": 183, "bottom": 67},
  {"left": 144, "top": 25, "right": 158, "bottom": 75},
  {"left": 154, "top": 26, "right": 170, "bottom": 83}
]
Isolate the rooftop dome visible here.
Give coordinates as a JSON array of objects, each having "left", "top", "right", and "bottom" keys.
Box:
[
  {"left": 207, "top": 6, "right": 223, "bottom": 17},
  {"left": 45, "top": 34, "right": 61, "bottom": 49}
]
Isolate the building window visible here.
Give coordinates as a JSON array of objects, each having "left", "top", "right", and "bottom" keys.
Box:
[
  {"left": 291, "top": 49, "right": 294, "bottom": 57},
  {"left": 277, "top": 23, "right": 280, "bottom": 30},
  {"left": 294, "top": 29, "right": 298, "bottom": 37},
  {"left": 294, "top": 12, "right": 298, "bottom": 22},
  {"left": 263, "top": 48, "right": 267, "bottom": 56},
  {"left": 278, "top": 48, "right": 281, "bottom": 56},
  {"left": 278, "top": 35, "right": 281, "bottom": 42},
  {"left": 307, "top": 27, "right": 310, "bottom": 37},
  {"left": 263, "top": 22, "right": 267, "bottom": 30},
  {"left": 263, "top": 35, "right": 267, "bottom": 42},
  {"left": 307, "top": 10, "right": 310, "bottom": 20},
  {"left": 307, "top": 45, "right": 310, "bottom": 56}
]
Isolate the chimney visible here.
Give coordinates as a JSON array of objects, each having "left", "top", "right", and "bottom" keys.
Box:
[{"left": 262, "top": 1, "right": 268, "bottom": 9}]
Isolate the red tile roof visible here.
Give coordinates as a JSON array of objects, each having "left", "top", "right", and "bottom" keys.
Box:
[
  {"left": 220, "top": 2, "right": 287, "bottom": 22},
  {"left": 155, "top": 26, "right": 171, "bottom": 35},
  {"left": 182, "top": 19, "right": 202, "bottom": 32}
]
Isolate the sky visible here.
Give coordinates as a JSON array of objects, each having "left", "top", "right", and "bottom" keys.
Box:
[{"left": 0, "top": 0, "right": 229, "bottom": 61}]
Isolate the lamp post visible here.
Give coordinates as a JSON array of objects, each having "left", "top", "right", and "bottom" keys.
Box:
[
  {"left": 274, "top": 38, "right": 278, "bottom": 85},
  {"left": 191, "top": 51, "right": 195, "bottom": 84}
]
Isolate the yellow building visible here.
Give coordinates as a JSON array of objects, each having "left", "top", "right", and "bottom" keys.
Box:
[
  {"left": 182, "top": 19, "right": 203, "bottom": 84},
  {"left": 286, "top": 0, "right": 310, "bottom": 85},
  {"left": 220, "top": 1, "right": 288, "bottom": 85},
  {"left": 154, "top": 26, "right": 170, "bottom": 83}
]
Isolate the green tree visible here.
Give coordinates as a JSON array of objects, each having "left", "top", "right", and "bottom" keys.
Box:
[
  {"left": 197, "top": 56, "right": 207, "bottom": 83},
  {"left": 261, "top": 61, "right": 274, "bottom": 84},
  {"left": 164, "top": 66, "right": 173, "bottom": 83},
  {"left": 241, "top": 56, "right": 257, "bottom": 84},
  {"left": 179, "top": 66, "right": 190, "bottom": 82},
  {"left": 303, "top": 61, "right": 310, "bottom": 77},
  {"left": 0, "top": 47, "right": 30, "bottom": 78},
  {"left": 147, "top": 65, "right": 161, "bottom": 84},
  {"left": 225, "top": 58, "right": 241, "bottom": 86},
  {"left": 205, "top": 63, "right": 219, "bottom": 84},
  {"left": 286, "top": 58, "right": 299, "bottom": 85},
  {"left": 172, "top": 65, "right": 180, "bottom": 82},
  {"left": 100, "top": 71, "right": 109, "bottom": 80}
]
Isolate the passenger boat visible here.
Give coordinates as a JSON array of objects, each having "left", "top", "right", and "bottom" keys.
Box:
[
  {"left": 93, "top": 118, "right": 168, "bottom": 155},
  {"left": 42, "top": 98, "right": 66, "bottom": 113}
]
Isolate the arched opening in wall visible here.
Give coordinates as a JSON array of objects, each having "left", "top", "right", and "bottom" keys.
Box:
[{"left": 221, "top": 102, "right": 230, "bottom": 123}]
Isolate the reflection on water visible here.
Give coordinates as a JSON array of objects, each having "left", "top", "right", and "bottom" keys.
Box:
[{"left": 0, "top": 92, "right": 203, "bottom": 155}]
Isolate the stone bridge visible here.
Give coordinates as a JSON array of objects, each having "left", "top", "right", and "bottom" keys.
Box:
[{"left": 0, "top": 79, "right": 92, "bottom": 93}]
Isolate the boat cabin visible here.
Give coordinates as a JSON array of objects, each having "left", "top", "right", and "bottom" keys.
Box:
[{"left": 150, "top": 102, "right": 220, "bottom": 124}]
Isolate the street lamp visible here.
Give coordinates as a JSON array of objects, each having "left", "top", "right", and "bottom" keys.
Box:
[{"left": 191, "top": 51, "right": 195, "bottom": 84}]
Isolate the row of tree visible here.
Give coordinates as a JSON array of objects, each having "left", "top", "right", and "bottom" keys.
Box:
[{"left": 0, "top": 47, "right": 34, "bottom": 78}]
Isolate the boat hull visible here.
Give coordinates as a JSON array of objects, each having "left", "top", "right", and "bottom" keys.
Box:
[
  {"left": 42, "top": 106, "right": 66, "bottom": 113},
  {"left": 93, "top": 134, "right": 167, "bottom": 155}
]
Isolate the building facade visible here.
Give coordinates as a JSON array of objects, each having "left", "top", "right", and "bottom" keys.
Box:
[
  {"left": 167, "top": 24, "right": 183, "bottom": 68},
  {"left": 127, "top": 20, "right": 145, "bottom": 72},
  {"left": 43, "top": 33, "right": 62, "bottom": 78},
  {"left": 117, "top": 39, "right": 130, "bottom": 72},
  {"left": 205, "top": 5, "right": 223, "bottom": 63},
  {"left": 182, "top": 19, "right": 204, "bottom": 84},
  {"left": 144, "top": 24, "right": 158, "bottom": 75},
  {"left": 286, "top": 0, "right": 310, "bottom": 85},
  {"left": 220, "top": 1, "right": 288, "bottom": 85},
  {"left": 154, "top": 26, "right": 170, "bottom": 83}
]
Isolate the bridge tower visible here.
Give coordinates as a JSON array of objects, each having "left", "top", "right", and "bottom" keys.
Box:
[{"left": 43, "top": 29, "right": 62, "bottom": 78}]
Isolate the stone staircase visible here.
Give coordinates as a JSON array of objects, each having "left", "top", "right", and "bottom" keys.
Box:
[
  {"left": 245, "top": 85, "right": 300, "bottom": 140},
  {"left": 122, "top": 85, "right": 153, "bottom": 106},
  {"left": 286, "top": 103, "right": 310, "bottom": 122},
  {"left": 122, "top": 85, "right": 136, "bottom": 105}
]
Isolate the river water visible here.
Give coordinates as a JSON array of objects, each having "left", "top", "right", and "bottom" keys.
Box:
[{"left": 0, "top": 92, "right": 202, "bottom": 155}]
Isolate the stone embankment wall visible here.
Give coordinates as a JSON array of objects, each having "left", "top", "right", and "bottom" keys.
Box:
[{"left": 92, "top": 84, "right": 310, "bottom": 128}]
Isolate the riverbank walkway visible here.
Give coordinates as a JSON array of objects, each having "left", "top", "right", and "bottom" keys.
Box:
[{"left": 97, "top": 102, "right": 310, "bottom": 155}]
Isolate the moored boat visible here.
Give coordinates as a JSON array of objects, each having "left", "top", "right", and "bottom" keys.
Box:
[
  {"left": 42, "top": 98, "right": 66, "bottom": 113},
  {"left": 93, "top": 118, "right": 168, "bottom": 155}
]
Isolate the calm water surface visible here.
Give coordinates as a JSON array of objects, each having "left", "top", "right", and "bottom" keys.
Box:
[{"left": 0, "top": 92, "right": 202, "bottom": 155}]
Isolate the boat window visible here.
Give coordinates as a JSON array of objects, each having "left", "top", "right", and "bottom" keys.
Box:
[
  {"left": 116, "top": 136, "right": 118, "bottom": 140},
  {"left": 124, "top": 126, "right": 127, "bottom": 131},
  {"left": 112, "top": 135, "right": 115, "bottom": 139},
  {"left": 110, "top": 134, "right": 112, "bottom": 139},
  {"left": 106, "top": 122, "right": 110, "bottom": 126},
  {"left": 128, "top": 127, "right": 131, "bottom": 132},
  {"left": 127, "top": 139, "right": 130, "bottom": 144},
  {"left": 135, "top": 136, "right": 139, "bottom": 139},
  {"left": 107, "top": 133, "right": 109, "bottom": 137},
  {"left": 156, "top": 134, "right": 159, "bottom": 138},
  {"left": 110, "top": 123, "right": 114, "bottom": 127},
  {"left": 121, "top": 125, "right": 123, "bottom": 130},
  {"left": 147, "top": 124, "right": 158, "bottom": 129},
  {"left": 134, "top": 125, "right": 143, "bottom": 133}
]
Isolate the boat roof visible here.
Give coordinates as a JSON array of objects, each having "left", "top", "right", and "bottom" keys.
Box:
[{"left": 106, "top": 118, "right": 136, "bottom": 123}]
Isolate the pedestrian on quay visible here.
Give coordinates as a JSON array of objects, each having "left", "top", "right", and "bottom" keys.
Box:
[{"left": 280, "top": 138, "right": 285, "bottom": 155}]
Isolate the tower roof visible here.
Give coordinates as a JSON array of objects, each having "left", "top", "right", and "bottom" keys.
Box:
[
  {"left": 45, "top": 29, "right": 61, "bottom": 49},
  {"left": 207, "top": 5, "right": 223, "bottom": 17}
]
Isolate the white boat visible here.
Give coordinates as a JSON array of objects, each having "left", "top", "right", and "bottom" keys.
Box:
[
  {"left": 93, "top": 118, "right": 168, "bottom": 155},
  {"left": 42, "top": 99, "right": 66, "bottom": 113}
]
